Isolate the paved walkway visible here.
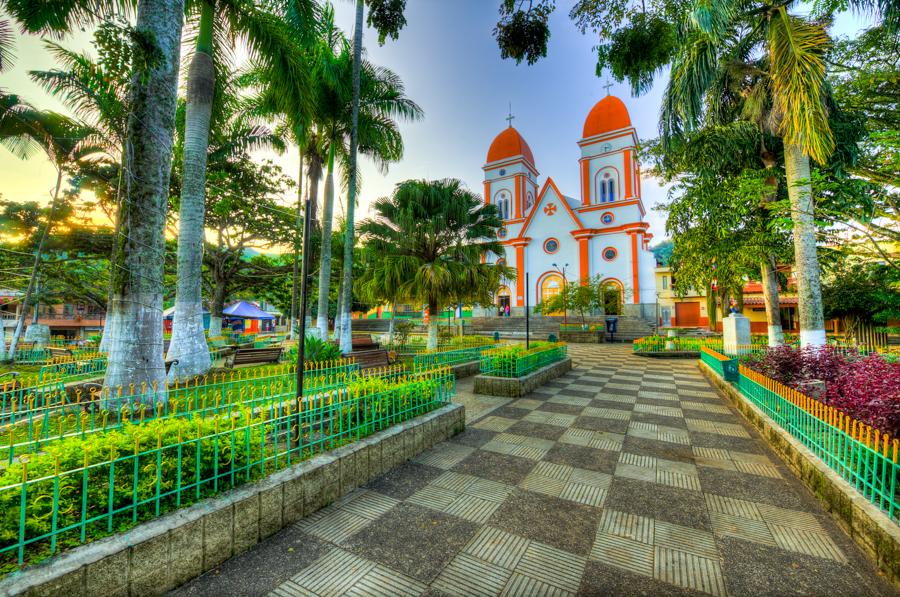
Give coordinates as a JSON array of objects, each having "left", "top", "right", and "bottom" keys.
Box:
[{"left": 172, "top": 345, "right": 893, "bottom": 596}]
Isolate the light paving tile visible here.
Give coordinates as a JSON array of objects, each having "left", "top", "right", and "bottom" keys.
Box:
[
  {"left": 633, "top": 404, "right": 684, "bottom": 418},
  {"left": 345, "top": 565, "right": 428, "bottom": 597},
  {"left": 756, "top": 503, "right": 824, "bottom": 532},
  {"left": 268, "top": 579, "right": 315, "bottom": 597},
  {"left": 510, "top": 398, "right": 543, "bottom": 410},
  {"left": 589, "top": 435, "right": 624, "bottom": 452},
  {"left": 582, "top": 406, "right": 631, "bottom": 420},
  {"left": 710, "top": 511, "right": 777, "bottom": 547},
  {"left": 532, "top": 461, "right": 574, "bottom": 481},
  {"left": 432, "top": 552, "right": 513, "bottom": 596},
  {"left": 686, "top": 418, "right": 751, "bottom": 438},
  {"left": 734, "top": 460, "right": 782, "bottom": 479},
  {"left": 467, "top": 477, "right": 516, "bottom": 502},
  {"left": 590, "top": 531, "right": 655, "bottom": 577},
  {"left": 656, "top": 469, "right": 701, "bottom": 491},
  {"left": 638, "top": 390, "right": 679, "bottom": 402},
  {"left": 432, "top": 471, "right": 478, "bottom": 493},
  {"left": 474, "top": 416, "right": 519, "bottom": 432},
  {"left": 340, "top": 491, "right": 400, "bottom": 520},
  {"left": 595, "top": 393, "right": 637, "bottom": 404},
  {"left": 516, "top": 541, "right": 587, "bottom": 594},
  {"left": 654, "top": 547, "right": 726, "bottom": 597},
  {"left": 444, "top": 493, "right": 502, "bottom": 524},
  {"left": 704, "top": 494, "right": 764, "bottom": 521},
  {"left": 694, "top": 457, "right": 739, "bottom": 472},
  {"left": 729, "top": 451, "right": 777, "bottom": 465},
  {"left": 599, "top": 509, "right": 654, "bottom": 544},
  {"left": 692, "top": 446, "right": 731, "bottom": 460},
  {"left": 559, "top": 428, "right": 592, "bottom": 446},
  {"left": 619, "top": 452, "right": 656, "bottom": 468},
  {"left": 615, "top": 462, "right": 657, "bottom": 483},
  {"left": 500, "top": 573, "right": 571, "bottom": 597},
  {"left": 681, "top": 402, "right": 731, "bottom": 414},
  {"left": 629, "top": 421, "right": 658, "bottom": 432},
  {"left": 549, "top": 395, "right": 592, "bottom": 407},
  {"left": 520, "top": 471, "right": 566, "bottom": 497},
  {"left": 295, "top": 507, "right": 372, "bottom": 543},
  {"left": 464, "top": 526, "right": 530, "bottom": 569},
  {"left": 406, "top": 485, "right": 458, "bottom": 510},
  {"left": 560, "top": 482, "right": 607, "bottom": 507},
  {"left": 290, "top": 548, "right": 375, "bottom": 596},
  {"left": 606, "top": 381, "right": 640, "bottom": 390},
  {"left": 653, "top": 520, "right": 718, "bottom": 560},
  {"left": 482, "top": 440, "right": 548, "bottom": 460},
  {"left": 569, "top": 468, "right": 613, "bottom": 489},
  {"left": 769, "top": 525, "right": 847, "bottom": 563},
  {"left": 412, "top": 443, "right": 475, "bottom": 469},
  {"left": 657, "top": 427, "right": 692, "bottom": 446}
]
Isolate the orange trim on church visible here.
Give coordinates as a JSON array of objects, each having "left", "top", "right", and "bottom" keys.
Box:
[
  {"left": 515, "top": 245, "right": 525, "bottom": 307},
  {"left": 624, "top": 149, "right": 632, "bottom": 199},
  {"left": 581, "top": 160, "right": 590, "bottom": 206},
  {"left": 484, "top": 181, "right": 491, "bottom": 204},
  {"left": 578, "top": 238, "right": 590, "bottom": 282},
  {"left": 576, "top": 198, "right": 646, "bottom": 217},
  {"left": 514, "top": 174, "right": 522, "bottom": 219},
  {"left": 630, "top": 232, "right": 640, "bottom": 304}
]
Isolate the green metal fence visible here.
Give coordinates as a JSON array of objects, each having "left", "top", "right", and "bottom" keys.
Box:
[
  {"left": 37, "top": 357, "right": 107, "bottom": 383},
  {"left": 701, "top": 347, "right": 899, "bottom": 524},
  {"left": 0, "top": 367, "right": 455, "bottom": 572},
  {"left": 12, "top": 348, "right": 50, "bottom": 365},
  {"left": 412, "top": 344, "right": 498, "bottom": 369},
  {"left": 479, "top": 343, "right": 568, "bottom": 378}
]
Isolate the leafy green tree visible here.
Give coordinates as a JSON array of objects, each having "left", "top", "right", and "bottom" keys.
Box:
[
  {"left": 822, "top": 261, "right": 900, "bottom": 341},
  {"left": 359, "top": 179, "right": 511, "bottom": 349},
  {"left": 535, "top": 275, "right": 604, "bottom": 327}
]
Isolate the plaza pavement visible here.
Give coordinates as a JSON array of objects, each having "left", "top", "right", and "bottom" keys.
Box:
[{"left": 171, "top": 344, "right": 893, "bottom": 596}]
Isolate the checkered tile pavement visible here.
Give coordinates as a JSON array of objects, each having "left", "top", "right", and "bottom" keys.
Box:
[{"left": 175, "top": 345, "right": 892, "bottom": 597}]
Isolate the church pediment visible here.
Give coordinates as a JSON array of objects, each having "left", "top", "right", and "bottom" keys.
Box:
[{"left": 517, "top": 177, "right": 584, "bottom": 240}]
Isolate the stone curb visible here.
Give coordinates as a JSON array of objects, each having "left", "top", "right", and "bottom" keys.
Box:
[
  {"left": 449, "top": 360, "right": 480, "bottom": 380},
  {"left": 699, "top": 361, "right": 900, "bottom": 587},
  {"left": 473, "top": 358, "right": 573, "bottom": 398},
  {"left": 0, "top": 403, "right": 466, "bottom": 597}
]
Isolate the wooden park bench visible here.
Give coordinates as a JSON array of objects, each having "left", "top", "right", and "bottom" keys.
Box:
[
  {"left": 226, "top": 347, "right": 283, "bottom": 368},
  {"left": 48, "top": 347, "right": 74, "bottom": 360},
  {"left": 351, "top": 348, "right": 390, "bottom": 371}
]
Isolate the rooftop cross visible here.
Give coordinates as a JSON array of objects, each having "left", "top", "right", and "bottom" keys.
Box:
[
  {"left": 505, "top": 102, "right": 515, "bottom": 128},
  {"left": 602, "top": 79, "right": 613, "bottom": 96}
]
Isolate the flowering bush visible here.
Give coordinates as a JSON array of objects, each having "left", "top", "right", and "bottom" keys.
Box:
[{"left": 742, "top": 346, "right": 900, "bottom": 436}]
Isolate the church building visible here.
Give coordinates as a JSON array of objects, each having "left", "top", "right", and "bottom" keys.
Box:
[{"left": 479, "top": 95, "right": 657, "bottom": 318}]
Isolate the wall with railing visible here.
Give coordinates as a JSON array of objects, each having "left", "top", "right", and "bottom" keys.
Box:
[
  {"left": 479, "top": 343, "right": 568, "bottom": 378},
  {"left": 700, "top": 346, "right": 899, "bottom": 524}
]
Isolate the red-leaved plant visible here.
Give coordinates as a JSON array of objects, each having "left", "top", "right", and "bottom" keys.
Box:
[{"left": 742, "top": 346, "right": 900, "bottom": 436}]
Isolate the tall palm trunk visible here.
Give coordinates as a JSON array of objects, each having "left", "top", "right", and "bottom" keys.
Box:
[
  {"left": 104, "top": 0, "right": 184, "bottom": 402},
  {"left": 9, "top": 169, "right": 62, "bottom": 357},
  {"left": 339, "top": 0, "right": 365, "bottom": 354},
  {"left": 289, "top": 153, "right": 304, "bottom": 340},
  {"left": 167, "top": 1, "right": 214, "bottom": 379},
  {"left": 315, "top": 144, "right": 336, "bottom": 339},
  {"left": 427, "top": 299, "right": 438, "bottom": 350},
  {"left": 784, "top": 143, "right": 825, "bottom": 347},
  {"left": 388, "top": 301, "right": 396, "bottom": 343},
  {"left": 305, "top": 161, "right": 321, "bottom": 332}
]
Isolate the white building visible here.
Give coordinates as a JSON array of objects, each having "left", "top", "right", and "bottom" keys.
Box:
[{"left": 479, "top": 95, "right": 657, "bottom": 318}]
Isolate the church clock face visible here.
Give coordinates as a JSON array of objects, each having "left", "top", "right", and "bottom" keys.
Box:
[{"left": 602, "top": 142, "right": 613, "bottom": 152}]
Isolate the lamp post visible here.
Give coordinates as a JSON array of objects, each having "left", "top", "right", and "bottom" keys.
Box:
[{"left": 551, "top": 262, "right": 569, "bottom": 324}]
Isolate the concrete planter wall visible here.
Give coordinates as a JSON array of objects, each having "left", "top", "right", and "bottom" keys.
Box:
[
  {"left": 559, "top": 330, "right": 605, "bottom": 344},
  {"left": 474, "top": 358, "right": 572, "bottom": 398},
  {"left": 0, "top": 404, "right": 465, "bottom": 597},
  {"left": 700, "top": 362, "right": 900, "bottom": 587},
  {"left": 449, "top": 360, "right": 480, "bottom": 379}
]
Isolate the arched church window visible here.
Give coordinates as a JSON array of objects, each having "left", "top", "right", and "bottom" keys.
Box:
[
  {"left": 607, "top": 179, "right": 615, "bottom": 202},
  {"left": 600, "top": 179, "right": 608, "bottom": 203},
  {"left": 494, "top": 190, "right": 511, "bottom": 220},
  {"left": 525, "top": 191, "right": 534, "bottom": 211}
]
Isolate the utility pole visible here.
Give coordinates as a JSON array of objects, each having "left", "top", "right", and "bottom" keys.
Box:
[{"left": 525, "top": 272, "right": 530, "bottom": 349}]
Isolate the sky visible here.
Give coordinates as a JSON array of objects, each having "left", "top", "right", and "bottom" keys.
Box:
[{"left": 0, "top": 1, "right": 872, "bottom": 244}]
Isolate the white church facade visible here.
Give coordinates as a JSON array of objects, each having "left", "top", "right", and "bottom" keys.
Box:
[{"left": 478, "top": 95, "right": 657, "bottom": 318}]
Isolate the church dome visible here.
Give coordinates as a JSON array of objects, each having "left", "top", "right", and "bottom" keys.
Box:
[
  {"left": 486, "top": 126, "right": 535, "bottom": 165},
  {"left": 582, "top": 95, "right": 632, "bottom": 138}
]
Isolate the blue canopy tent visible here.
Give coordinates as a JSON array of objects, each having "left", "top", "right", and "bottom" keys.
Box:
[{"left": 222, "top": 301, "right": 276, "bottom": 333}]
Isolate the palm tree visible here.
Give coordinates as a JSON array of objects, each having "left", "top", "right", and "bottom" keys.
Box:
[
  {"left": 663, "top": 1, "right": 838, "bottom": 347},
  {"left": 359, "top": 179, "right": 511, "bottom": 349},
  {"left": 354, "top": 245, "right": 405, "bottom": 343},
  {"left": 167, "top": 0, "right": 316, "bottom": 378},
  {"left": 5, "top": 113, "right": 102, "bottom": 358}
]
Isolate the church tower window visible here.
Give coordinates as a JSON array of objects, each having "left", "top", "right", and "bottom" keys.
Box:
[{"left": 607, "top": 179, "right": 615, "bottom": 202}]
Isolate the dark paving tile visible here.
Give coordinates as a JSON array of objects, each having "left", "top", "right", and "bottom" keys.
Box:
[
  {"left": 543, "top": 443, "right": 619, "bottom": 474},
  {"left": 717, "top": 536, "right": 893, "bottom": 597},
  {"left": 171, "top": 529, "right": 330, "bottom": 597},
  {"left": 363, "top": 461, "right": 444, "bottom": 499},
  {"left": 487, "top": 406, "right": 532, "bottom": 420},
  {"left": 601, "top": 385, "right": 640, "bottom": 397},
  {"left": 507, "top": 420, "right": 566, "bottom": 441},
  {"left": 447, "top": 427, "right": 496, "bottom": 449},
  {"left": 573, "top": 415, "right": 629, "bottom": 435},
  {"left": 605, "top": 477, "right": 711, "bottom": 531},
  {"left": 557, "top": 388, "right": 595, "bottom": 399},
  {"left": 488, "top": 491, "right": 600, "bottom": 556},
  {"left": 631, "top": 412, "right": 688, "bottom": 429},
  {"left": 342, "top": 503, "right": 480, "bottom": 583},
  {"left": 635, "top": 397, "right": 680, "bottom": 408},
  {"left": 697, "top": 467, "right": 818, "bottom": 512},
  {"left": 688, "top": 432, "right": 766, "bottom": 454},
  {"left": 621, "top": 436, "right": 694, "bottom": 463},
  {"left": 578, "top": 560, "right": 704, "bottom": 596},
  {"left": 536, "top": 402, "right": 585, "bottom": 416},
  {"left": 677, "top": 409, "right": 736, "bottom": 424},
  {"left": 451, "top": 449, "right": 537, "bottom": 485}
]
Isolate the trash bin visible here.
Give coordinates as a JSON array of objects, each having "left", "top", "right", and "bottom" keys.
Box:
[
  {"left": 493, "top": 331, "right": 500, "bottom": 342},
  {"left": 548, "top": 333, "right": 558, "bottom": 343},
  {"left": 722, "top": 358, "right": 739, "bottom": 382},
  {"left": 605, "top": 317, "right": 618, "bottom": 342}
]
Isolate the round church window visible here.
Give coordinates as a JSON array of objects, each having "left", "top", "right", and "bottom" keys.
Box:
[
  {"left": 601, "top": 212, "right": 614, "bottom": 225},
  {"left": 602, "top": 247, "right": 618, "bottom": 261},
  {"left": 544, "top": 238, "right": 559, "bottom": 254},
  {"left": 498, "top": 227, "right": 507, "bottom": 239}
]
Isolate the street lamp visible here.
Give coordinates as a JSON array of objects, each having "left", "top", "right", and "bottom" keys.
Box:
[{"left": 551, "top": 262, "right": 569, "bottom": 324}]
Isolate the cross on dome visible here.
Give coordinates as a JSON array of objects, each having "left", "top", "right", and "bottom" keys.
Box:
[
  {"left": 602, "top": 79, "right": 613, "bottom": 96},
  {"left": 505, "top": 102, "right": 515, "bottom": 128}
]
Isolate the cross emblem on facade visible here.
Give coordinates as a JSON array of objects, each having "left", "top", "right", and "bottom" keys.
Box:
[
  {"left": 505, "top": 102, "right": 515, "bottom": 127},
  {"left": 544, "top": 203, "right": 557, "bottom": 215}
]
